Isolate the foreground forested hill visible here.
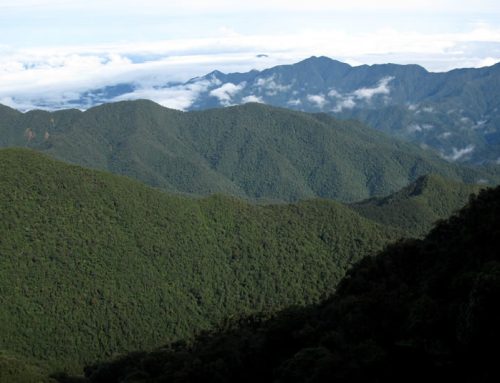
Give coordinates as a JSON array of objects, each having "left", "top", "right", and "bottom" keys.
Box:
[
  {"left": 0, "top": 148, "right": 487, "bottom": 381},
  {"left": 0, "top": 101, "right": 497, "bottom": 202},
  {"left": 79, "top": 181, "right": 500, "bottom": 383},
  {"left": 0, "top": 148, "right": 396, "bottom": 374}
]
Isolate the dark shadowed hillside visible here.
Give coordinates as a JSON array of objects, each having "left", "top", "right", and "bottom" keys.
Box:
[{"left": 79, "top": 184, "right": 500, "bottom": 383}]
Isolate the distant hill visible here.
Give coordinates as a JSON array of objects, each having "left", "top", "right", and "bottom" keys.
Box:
[
  {"left": 0, "top": 101, "right": 497, "bottom": 202},
  {"left": 16, "top": 56, "right": 500, "bottom": 164},
  {"left": 79, "top": 181, "right": 500, "bottom": 383}
]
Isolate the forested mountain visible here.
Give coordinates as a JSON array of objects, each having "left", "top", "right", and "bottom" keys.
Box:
[
  {"left": 0, "top": 101, "right": 497, "bottom": 202},
  {"left": 351, "top": 173, "right": 483, "bottom": 236},
  {"left": 0, "top": 149, "right": 482, "bottom": 381},
  {"left": 24, "top": 56, "right": 500, "bottom": 164},
  {"left": 0, "top": 148, "right": 395, "bottom": 374},
  {"left": 77, "top": 181, "right": 500, "bottom": 383}
]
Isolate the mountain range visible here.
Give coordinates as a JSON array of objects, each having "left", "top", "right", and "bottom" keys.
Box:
[
  {"left": 0, "top": 101, "right": 497, "bottom": 203},
  {"left": 2, "top": 56, "right": 500, "bottom": 383},
  {"left": 15, "top": 56, "right": 500, "bottom": 164}
]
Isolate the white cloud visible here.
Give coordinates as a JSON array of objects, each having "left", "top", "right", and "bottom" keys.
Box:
[
  {"left": 2, "top": 14, "right": 500, "bottom": 110},
  {"left": 439, "top": 132, "right": 452, "bottom": 139},
  {"left": 327, "top": 76, "right": 394, "bottom": 112},
  {"left": 254, "top": 75, "right": 292, "bottom": 96},
  {"left": 113, "top": 78, "right": 218, "bottom": 110},
  {"left": 307, "top": 94, "right": 327, "bottom": 108},
  {"left": 352, "top": 76, "right": 394, "bottom": 100},
  {"left": 460, "top": 117, "right": 471, "bottom": 124},
  {"left": 333, "top": 97, "right": 356, "bottom": 112},
  {"left": 209, "top": 82, "right": 246, "bottom": 106},
  {"left": 407, "top": 123, "right": 423, "bottom": 133},
  {"left": 328, "top": 89, "right": 341, "bottom": 98},
  {"left": 0, "top": 49, "right": 282, "bottom": 110},
  {"left": 442, "top": 145, "right": 475, "bottom": 161},
  {"left": 287, "top": 99, "right": 302, "bottom": 106},
  {"left": 242, "top": 95, "right": 264, "bottom": 103},
  {"left": 407, "top": 123, "right": 433, "bottom": 133}
]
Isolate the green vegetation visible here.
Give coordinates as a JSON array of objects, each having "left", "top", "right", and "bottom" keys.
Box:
[
  {"left": 0, "top": 148, "right": 489, "bottom": 381},
  {"left": 0, "top": 352, "right": 56, "bottom": 383},
  {"left": 0, "top": 101, "right": 497, "bottom": 202},
  {"left": 79, "top": 184, "right": 500, "bottom": 383},
  {"left": 0, "top": 148, "right": 396, "bottom": 374},
  {"left": 351, "top": 173, "right": 483, "bottom": 236}
]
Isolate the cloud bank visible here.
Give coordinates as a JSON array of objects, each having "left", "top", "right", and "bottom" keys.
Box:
[{"left": 1, "top": 18, "right": 500, "bottom": 110}]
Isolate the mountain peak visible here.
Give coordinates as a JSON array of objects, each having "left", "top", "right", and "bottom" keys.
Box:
[{"left": 297, "top": 55, "right": 352, "bottom": 67}]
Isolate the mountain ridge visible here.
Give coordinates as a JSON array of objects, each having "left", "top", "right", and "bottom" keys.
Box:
[
  {"left": 1, "top": 100, "right": 497, "bottom": 203},
  {"left": 52, "top": 55, "right": 499, "bottom": 164}
]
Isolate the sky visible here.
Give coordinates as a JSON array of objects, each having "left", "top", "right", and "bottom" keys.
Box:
[{"left": 1, "top": 0, "right": 500, "bottom": 110}]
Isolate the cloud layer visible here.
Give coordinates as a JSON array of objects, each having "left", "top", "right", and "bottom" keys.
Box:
[{"left": 1, "top": 1, "right": 500, "bottom": 111}]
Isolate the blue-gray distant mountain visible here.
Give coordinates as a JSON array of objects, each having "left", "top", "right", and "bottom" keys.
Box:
[
  {"left": 70, "top": 56, "right": 499, "bottom": 164},
  {"left": 185, "top": 57, "right": 500, "bottom": 164}
]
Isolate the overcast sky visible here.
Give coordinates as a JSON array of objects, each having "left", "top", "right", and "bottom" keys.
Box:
[{"left": 1, "top": 0, "right": 500, "bottom": 109}]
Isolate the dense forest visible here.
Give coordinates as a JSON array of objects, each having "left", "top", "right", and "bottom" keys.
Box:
[
  {"left": 0, "top": 148, "right": 395, "bottom": 375},
  {"left": 0, "top": 148, "right": 484, "bottom": 381},
  {"left": 0, "top": 101, "right": 497, "bottom": 202},
  {"left": 75, "top": 184, "right": 500, "bottom": 383}
]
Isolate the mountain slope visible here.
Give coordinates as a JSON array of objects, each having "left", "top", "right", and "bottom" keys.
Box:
[
  {"left": 350, "top": 173, "right": 484, "bottom": 236},
  {"left": 0, "top": 148, "right": 398, "bottom": 373},
  {"left": 9, "top": 56, "right": 500, "bottom": 163},
  {"left": 74, "top": 56, "right": 499, "bottom": 165},
  {"left": 80, "top": 184, "right": 500, "bottom": 383},
  {"left": 0, "top": 101, "right": 497, "bottom": 202},
  {"left": 187, "top": 57, "right": 500, "bottom": 164}
]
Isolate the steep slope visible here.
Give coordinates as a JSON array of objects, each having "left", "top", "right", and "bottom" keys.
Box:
[
  {"left": 81, "top": 184, "right": 500, "bottom": 383},
  {"left": 350, "top": 173, "right": 484, "bottom": 236},
  {"left": 0, "top": 101, "right": 497, "bottom": 202},
  {"left": 0, "top": 148, "right": 397, "bottom": 373}
]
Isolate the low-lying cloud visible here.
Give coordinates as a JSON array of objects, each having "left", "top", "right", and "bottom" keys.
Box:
[
  {"left": 352, "top": 76, "right": 394, "bottom": 100},
  {"left": 442, "top": 145, "right": 475, "bottom": 161},
  {"left": 307, "top": 94, "right": 328, "bottom": 108},
  {"left": 242, "top": 95, "right": 264, "bottom": 103},
  {"left": 210, "top": 82, "right": 246, "bottom": 106},
  {"left": 113, "top": 77, "right": 220, "bottom": 110},
  {"left": 254, "top": 75, "right": 292, "bottom": 96}
]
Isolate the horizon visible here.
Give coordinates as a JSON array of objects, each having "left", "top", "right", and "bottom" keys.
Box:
[
  {"left": 1, "top": 54, "right": 500, "bottom": 112},
  {"left": 2, "top": 0, "right": 500, "bottom": 110}
]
